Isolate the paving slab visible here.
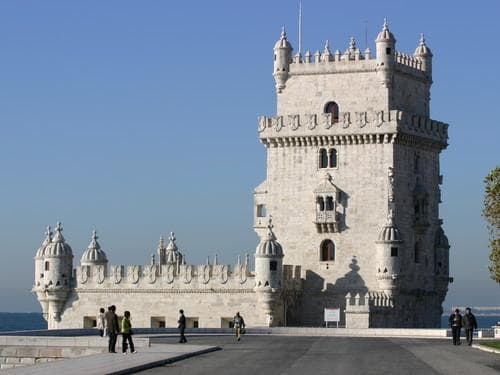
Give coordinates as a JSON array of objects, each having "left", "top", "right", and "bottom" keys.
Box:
[{"left": 0, "top": 344, "right": 220, "bottom": 375}]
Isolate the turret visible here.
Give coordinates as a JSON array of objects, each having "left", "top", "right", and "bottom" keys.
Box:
[
  {"left": 434, "top": 220, "right": 450, "bottom": 290},
  {"left": 273, "top": 27, "right": 292, "bottom": 93},
  {"left": 375, "top": 18, "right": 396, "bottom": 87},
  {"left": 39, "top": 222, "right": 73, "bottom": 327},
  {"left": 254, "top": 217, "right": 284, "bottom": 326},
  {"left": 163, "top": 232, "right": 183, "bottom": 265},
  {"left": 33, "top": 226, "right": 52, "bottom": 321},
  {"left": 80, "top": 230, "right": 108, "bottom": 267},
  {"left": 414, "top": 33, "right": 433, "bottom": 79},
  {"left": 375, "top": 211, "right": 403, "bottom": 295}
]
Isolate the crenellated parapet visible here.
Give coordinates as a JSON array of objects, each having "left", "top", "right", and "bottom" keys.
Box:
[
  {"left": 258, "top": 110, "right": 448, "bottom": 149},
  {"left": 76, "top": 259, "right": 254, "bottom": 290}
]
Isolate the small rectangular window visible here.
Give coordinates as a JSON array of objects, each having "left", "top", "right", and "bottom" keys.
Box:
[
  {"left": 270, "top": 261, "right": 277, "bottom": 271},
  {"left": 257, "top": 204, "right": 267, "bottom": 217},
  {"left": 386, "top": 47, "right": 391, "bottom": 55},
  {"left": 391, "top": 247, "right": 398, "bottom": 257},
  {"left": 44, "top": 261, "right": 50, "bottom": 271}
]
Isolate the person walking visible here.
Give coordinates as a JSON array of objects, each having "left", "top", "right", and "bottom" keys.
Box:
[
  {"left": 178, "top": 309, "right": 187, "bottom": 343},
  {"left": 97, "top": 307, "right": 106, "bottom": 337},
  {"left": 448, "top": 308, "right": 463, "bottom": 346},
  {"left": 105, "top": 305, "right": 120, "bottom": 353},
  {"left": 463, "top": 307, "right": 478, "bottom": 346},
  {"left": 233, "top": 312, "right": 245, "bottom": 341},
  {"left": 121, "top": 311, "right": 136, "bottom": 354}
]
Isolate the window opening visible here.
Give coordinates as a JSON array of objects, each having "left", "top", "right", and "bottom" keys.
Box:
[{"left": 320, "top": 240, "right": 335, "bottom": 261}]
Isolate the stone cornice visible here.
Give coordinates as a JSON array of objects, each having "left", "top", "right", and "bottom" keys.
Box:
[
  {"left": 258, "top": 110, "right": 448, "bottom": 150},
  {"left": 75, "top": 288, "right": 256, "bottom": 294}
]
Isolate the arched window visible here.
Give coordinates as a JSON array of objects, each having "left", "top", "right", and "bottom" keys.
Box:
[
  {"left": 319, "top": 148, "right": 328, "bottom": 168},
  {"left": 326, "top": 196, "right": 334, "bottom": 211},
  {"left": 44, "top": 261, "right": 50, "bottom": 271},
  {"left": 329, "top": 148, "right": 338, "bottom": 168},
  {"left": 324, "top": 101, "right": 339, "bottom": 122},
  {"left": 316, "top": 196, "right": 325, "bottom": 211},
  {"left": 320, "top": 240, "right": 335, "bottom": 261}
]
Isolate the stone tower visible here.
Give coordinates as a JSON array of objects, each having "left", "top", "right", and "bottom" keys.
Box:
[{"left": 255, "top": 20, "right": 450, "bottom": 327}]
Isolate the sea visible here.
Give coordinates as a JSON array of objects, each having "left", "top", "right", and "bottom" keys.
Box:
[{"left": 0, "top": 313, "right": 498, "bottom": 332}]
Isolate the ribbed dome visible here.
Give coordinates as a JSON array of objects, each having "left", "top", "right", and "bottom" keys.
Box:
[
  {"left": 414, "top": 34, "right": 432, "bottom": 56},
  {"left": 36, "top": 226, "right": 52, "bottom": 258},
  {"left": 377, "top": 213, "right": 403, "bottom": 243},
  {"left": 435, "top": 226, "right": 450, "bottom": 249},
  {"left": 376, "top": 18, "right": 395, "bottom": 41},
  {"left": 44, "top": 222, "right": 73, "bottom": 257},
  {"left": 274, "top": 27, "right": 292, "bottom": 49},
  {"left": 81, "top": 230, "right": 108, "bottom": 265},
  {"left": 256, "top": 219, "right": 284, "bottom": 257}
]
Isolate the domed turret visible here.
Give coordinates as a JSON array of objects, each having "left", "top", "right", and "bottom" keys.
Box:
[
  {"left": 255, "top": 217, "right": 284, "bottom": 289},
  {"left": 255, "top": 217, "right": 285, "bottom": 326},
  {"left": 35, "top": 223, "right": 73, "bottom": 329},
  {"left": 414, "top": 33, "right": 433, "bottom": 76},
  {"left": 273, "top": 27, "right": 292, "bottom": 93},
  {"left": 33, "top": 226, "right": 52, "bottom": 321},
  {"left": 375, "top": 211, "right": 403, "bottom": 294},
  {"left": 80, "top": 230, "right": 108, "bottom": 266},
  {"left": 434, "top": 220, "right": 450, "bottom": 289},
  {"left": 375, "top": 18, "right": 396, "bottom": 88},
  {"left": 162, "top": 232, "right": 183, "bottom": 265}
]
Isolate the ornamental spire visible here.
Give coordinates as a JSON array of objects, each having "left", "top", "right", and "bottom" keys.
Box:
[{"left": 53, "top": 222, "right": 65, "bottom": 243}]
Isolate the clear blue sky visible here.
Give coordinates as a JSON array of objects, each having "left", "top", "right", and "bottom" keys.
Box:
[{"left": 0, "top": 0, "right": 498, "bottom": 312}]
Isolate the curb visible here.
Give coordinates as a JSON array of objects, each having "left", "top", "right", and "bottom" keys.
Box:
[
  {"left": 472, "top": 344, "right": 500, "bottom": 355},
  {"left": 106, "top": 346, "right": 221, "bottom": 375}
]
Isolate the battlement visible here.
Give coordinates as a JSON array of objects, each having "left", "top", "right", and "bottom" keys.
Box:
[
  {"left": 258, "top": 110, "right": 448, "bottom": 149},
  {"left": 74, "top": 260, "right": 302, "bottom": 291}
]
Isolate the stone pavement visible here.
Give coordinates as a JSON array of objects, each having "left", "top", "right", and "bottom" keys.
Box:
[
  {"left": 0, "top": 343, "right": 219, "bottom": 375},
  {"left": 140, "top": 335, "right": 500, "bottom": 375}
]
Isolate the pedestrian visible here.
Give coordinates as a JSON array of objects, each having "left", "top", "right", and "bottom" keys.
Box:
[
  {"left": 233, "top": 312, "right": 245, "bottom": 341},
  {"left": 448, "top": 308, "right": 462, "bottom": 346},
  {"left": 178, "top": 309, "right": 187, "bottom": 343},
  {"left": 97, "top": 307, "right": 106, "bottom": 337},
  {"left": 121, "top": 310, "right": 136, "bottom": 354},
  {"left": 105, "top": 305, "right": 120, "bottom": 353},
  {"left": 463, "top": 307, "right": 478, "bottom": 346}
]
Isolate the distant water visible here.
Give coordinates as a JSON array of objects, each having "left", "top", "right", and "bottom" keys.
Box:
[
  {"left": 0, "top": 313, "right": 47, "bottom": 332},
  {"left": 441, "top": 315, "right": 500, "bottom": 329}
]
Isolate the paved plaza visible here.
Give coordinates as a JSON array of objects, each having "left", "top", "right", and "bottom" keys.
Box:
[{"left": 142, "top": 335, "right": 500, "bottom": 375}]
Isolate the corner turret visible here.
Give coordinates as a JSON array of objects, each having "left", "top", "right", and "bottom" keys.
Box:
[
  {"left": 375, "top": 18, "right": 396, "bottom": 88},
  {"left": 375, "top": 211, "right": 403, "bottom": 295},
  {"left": 434, "top": 220, "right": 450, "bottom": 289},
  {"left": 33, "top": 226, "right": 52, "bottom": 321},
  {"left": 254, "top": 217, "right": 284, "bottom": 326},
  {"left": 33, "top": 222, "right": 74, "bottom": 328},
  {"left": 273, "top": 27, "right": 292, "bottom": 93},
  {"left": 414, "top": 33, "right": 433, "bottom": 79}
]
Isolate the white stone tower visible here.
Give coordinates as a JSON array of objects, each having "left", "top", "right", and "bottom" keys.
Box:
[
  {"left": 33, "top": 222, "right": 73, "bottom": 328},
  {"left": 256, "top": 19, "right": 450, "bottom": 327},
  {"left": 254, "top": 217, "right": 284, "bottom": 326}
]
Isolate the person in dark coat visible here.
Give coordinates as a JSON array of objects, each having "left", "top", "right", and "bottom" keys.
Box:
[
  {"left": 462, "top": 307, "right": 478, "bottom": 346},
  {"left": 448, "top": 308, "right": 462, "bottom": 346},
  {"left": 104, "top": 305, "right": 120, "bottom": 353},
  {"left": 178, "top": 309, "right": 187, "bottom": 343}
]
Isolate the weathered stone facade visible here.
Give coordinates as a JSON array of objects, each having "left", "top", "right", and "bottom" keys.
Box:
[{"left": 33, "top": 20, "right": 450, "bottom": 329}]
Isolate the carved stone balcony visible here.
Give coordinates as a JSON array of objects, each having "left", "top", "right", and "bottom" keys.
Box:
[{"left": 314, "top": 211, "right": 338, "bottom": 233}]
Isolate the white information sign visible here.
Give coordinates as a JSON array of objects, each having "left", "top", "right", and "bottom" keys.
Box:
[{"left": 324, "top": 308, "right": 340, "bottom": 327}]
